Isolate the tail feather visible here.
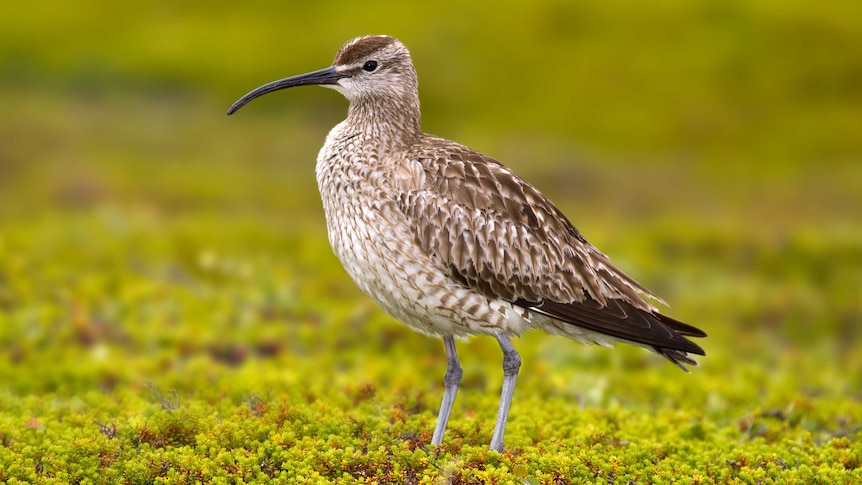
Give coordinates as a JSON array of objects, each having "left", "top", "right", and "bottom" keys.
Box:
[{"left": 655, "top": 347, "right": 699, "bottom": 372}]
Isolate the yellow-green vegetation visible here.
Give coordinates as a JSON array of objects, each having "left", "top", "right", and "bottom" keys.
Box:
[{"left": 1, "top": 1, "right": 860, "bottom": 483}]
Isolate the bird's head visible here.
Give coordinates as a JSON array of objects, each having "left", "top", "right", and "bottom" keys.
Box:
[{"left": 227, "top": 35, "right": 418, "bottom": 115}]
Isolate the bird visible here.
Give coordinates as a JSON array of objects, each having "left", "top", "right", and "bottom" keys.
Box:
[{"left": 227, "top": 35, "right": 706, "bottom": 452}]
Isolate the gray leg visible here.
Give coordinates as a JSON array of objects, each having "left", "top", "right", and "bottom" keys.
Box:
[
  {"left": 431, "top": 335, "right": 462, "bottom": 446},
  {"left": 489, "top": 333, "right": 521, "bottom": 452}
]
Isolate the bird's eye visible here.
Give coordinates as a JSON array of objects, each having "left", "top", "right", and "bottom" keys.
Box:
[{"left": 362, "top": 60, "right": 379, "bottom": 72}]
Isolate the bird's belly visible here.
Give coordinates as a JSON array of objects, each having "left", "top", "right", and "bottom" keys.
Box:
[{"left": 321, "top": 194, "right": 527, "bottom": 338}]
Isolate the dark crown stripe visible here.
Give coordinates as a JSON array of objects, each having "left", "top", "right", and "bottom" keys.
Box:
[{"left": 335, "top": 36, "right": 396, "bottom": 66}]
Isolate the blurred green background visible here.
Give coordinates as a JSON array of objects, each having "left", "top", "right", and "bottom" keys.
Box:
[{"left": 0, "top": 0, "right": 860, "bottom": 481}]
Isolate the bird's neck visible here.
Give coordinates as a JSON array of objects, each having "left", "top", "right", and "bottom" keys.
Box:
[{"left": 346, "top": 93, "right": 422, "bottom": 151}]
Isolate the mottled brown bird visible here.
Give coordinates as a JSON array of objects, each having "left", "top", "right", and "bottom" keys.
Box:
[{"left": 228, "top": 35, "right": 706, "bottom": 452}]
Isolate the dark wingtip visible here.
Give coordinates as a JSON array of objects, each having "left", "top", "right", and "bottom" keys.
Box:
[
  {"left": 515, "top": 296, "right": 707, "bottom": 371},
  {"left": 518, "top": 297, "right": 707, "bottom": 355},
  {"left": 657, "top": 313, "right": 708, "bottom": 339}
]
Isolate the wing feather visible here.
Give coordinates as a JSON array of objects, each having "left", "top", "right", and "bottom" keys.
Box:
[{"left": 399, "top": 138, "right": 650, "bottom": 305}]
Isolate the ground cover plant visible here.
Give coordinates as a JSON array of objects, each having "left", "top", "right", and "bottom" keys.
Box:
[{"left": 1, "top": 1, "right": 860, "bottom": 483}]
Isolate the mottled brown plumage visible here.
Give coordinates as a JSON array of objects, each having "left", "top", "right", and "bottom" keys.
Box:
[{"left": 228, "top": 35, "right": 706, "bottom": 452}]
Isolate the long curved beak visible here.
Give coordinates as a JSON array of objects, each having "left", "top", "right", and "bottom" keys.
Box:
[{"left": 227, "top": 67, "right": 347, "bottom": 115}]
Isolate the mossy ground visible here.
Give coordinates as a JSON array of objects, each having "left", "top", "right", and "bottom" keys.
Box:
[{"left": 1, "top": 1, "right": 861, "bottom": 483}]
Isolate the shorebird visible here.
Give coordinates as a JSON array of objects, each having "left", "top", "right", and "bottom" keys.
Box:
[{"left": 228, "top": 35, "right": 706, "bottom": 452}]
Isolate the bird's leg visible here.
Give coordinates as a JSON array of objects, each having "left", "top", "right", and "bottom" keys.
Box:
[
  {"left": 431, "top": 335, "right": 462, "bottom": 446},
  {"left": 489, "top": 333, "right": 521, "bottom": 452}
]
